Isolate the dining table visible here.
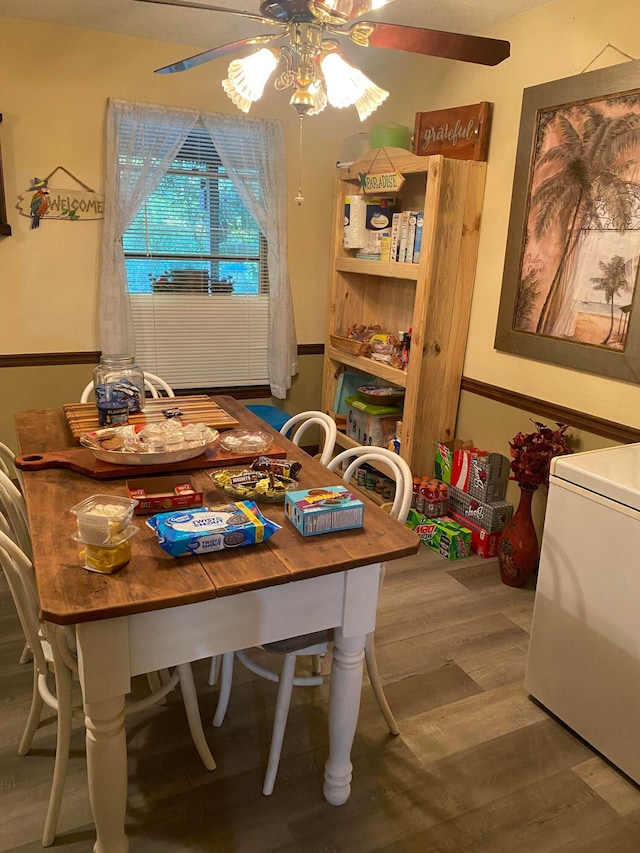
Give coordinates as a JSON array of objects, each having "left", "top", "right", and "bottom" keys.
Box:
[{"left": 14, "top": 395, "right": 420, "bottom": 853}]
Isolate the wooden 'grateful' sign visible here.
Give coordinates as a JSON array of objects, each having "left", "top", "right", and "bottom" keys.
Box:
[{"left": 413, "top": 102, "right": 493, "bottom": 161}]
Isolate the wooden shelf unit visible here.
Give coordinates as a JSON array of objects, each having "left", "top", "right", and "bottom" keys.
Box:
[{"left": 322, "top": 149, "right": 486, "bottom": 478}]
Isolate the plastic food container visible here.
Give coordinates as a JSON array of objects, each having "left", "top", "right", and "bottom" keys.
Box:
[
  {"left": 218, "top": 429, "right": 273, "bottom": 454},
  {"left": 72, "top": 526, "right": 138, "bottom": 574},
  {"left": 69, "top": 494, "right": 139, "bottom": 545},
  {"left": 212, "top": 469, "right": 298, "bottom": 504}
]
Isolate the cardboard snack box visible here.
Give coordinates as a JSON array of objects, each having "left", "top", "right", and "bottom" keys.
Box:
[
  {"left": 285, "top": 485, "right": 364, "bottom": 537},
  {"left": 126, "top": 475, "right": 203, "bottom": 514},
  {"left": 406, "top": 509, "right": 471, "bottom": 561}
]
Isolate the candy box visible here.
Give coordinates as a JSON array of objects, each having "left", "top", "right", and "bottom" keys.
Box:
[
  {"left": 447, "top": 485, "right": 513, "bottom": 533},
  {"left": 435, "top": 440, "right": 509, "bottom": 501},
  {"left": 126, "top": 476, "right": 203, "bottom": 514},
  {"left": 447, "top": 508, "right": 502, "bottom": 559},
  {"left": 285, "top": 485, "right": 364, "bottom": 537},
  {"left": 405, "top": 509, "right": 471, "bottom": 560}
]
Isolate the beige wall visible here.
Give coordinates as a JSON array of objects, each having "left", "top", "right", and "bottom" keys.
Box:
[
  {"left": 3, "top": 2, "right": 640, "bottom": 457},
  {"left": 394, "top": 0, "right": 640, "bottom": 430},
  {"left": 0, "top": 15, "right": 423, "bottom": 354}
]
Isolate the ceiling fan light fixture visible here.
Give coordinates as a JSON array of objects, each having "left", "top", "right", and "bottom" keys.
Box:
[
  {"left": 353, "top": 79, "right": 389, "bottom": 120},
  {"left": 319, "top": 51, "right": 388, "bottom": 120},
  {"left": 222, "top": 48, "right": 279, "bottom": 113}
]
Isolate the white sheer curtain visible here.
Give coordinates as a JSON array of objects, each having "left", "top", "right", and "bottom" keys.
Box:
[
  {"left": 201, "top": 113, "right": 297, "bottom": 398},
  {"left": 100, "top": 99, "right": 196, "bottom": 353},
  {"left": 100, "top": 98, "right": 298, "bottom": 398}
]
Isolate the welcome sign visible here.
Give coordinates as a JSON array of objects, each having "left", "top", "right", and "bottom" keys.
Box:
[{"left": 16, "top": 165, "right": 104, "bottom": 223}]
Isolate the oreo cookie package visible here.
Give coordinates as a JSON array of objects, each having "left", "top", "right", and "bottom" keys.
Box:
[{"left": 146, "top": 501, "right": 281, "bottom": 557}]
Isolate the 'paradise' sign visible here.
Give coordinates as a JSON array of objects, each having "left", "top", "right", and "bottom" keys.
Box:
[{"left": 358, "top": 169, "right": 405, "bottom": 194}]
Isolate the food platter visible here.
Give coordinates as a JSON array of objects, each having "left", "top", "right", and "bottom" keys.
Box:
[
  {"left": 80, "top": 423, "right": 219, "bottom": 466},
  {"left": 212, "top": 468, "right": 298, "bottom": 503}
]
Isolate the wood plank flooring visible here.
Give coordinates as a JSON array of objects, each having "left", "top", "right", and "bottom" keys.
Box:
[{"left": 2, "top": 546, "right": 640, "bottom": 851}]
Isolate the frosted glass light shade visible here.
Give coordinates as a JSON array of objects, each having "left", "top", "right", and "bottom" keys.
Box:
[
  {"left": 319, "top": 52, "right": 388, "bottom": 120},
  {"left": 222, "top": 49, "right": 278, "bottom": 113}
]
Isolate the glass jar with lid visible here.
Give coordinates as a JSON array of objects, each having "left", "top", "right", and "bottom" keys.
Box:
[{"left": 93, "top": 355, "right": 145, "bottom": 426}]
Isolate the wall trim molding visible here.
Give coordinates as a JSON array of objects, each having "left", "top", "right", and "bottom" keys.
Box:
[
  {"left": 4, "top": 349, "right": 637, "bottom": 442},
  {"left": 0, "top": 351, "right": 100, "bottom": 367},
  {"left": 1, "top": 342, "right": 324, "bottom": 369},
  {"left": 461, "top": 377, "right": 640, "bottom": 444}
]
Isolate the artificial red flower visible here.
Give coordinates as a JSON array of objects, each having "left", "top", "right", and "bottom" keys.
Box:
[{"left": 508, "top": 421, "right": 572, "bottom": 486}]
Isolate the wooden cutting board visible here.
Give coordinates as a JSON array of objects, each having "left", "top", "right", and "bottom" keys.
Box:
[
  {"left": 63, "top": 396, "right": 239, "bottom": 441},
  {"left": 15, "top": 442, "right": 287, "bottom": 480}
]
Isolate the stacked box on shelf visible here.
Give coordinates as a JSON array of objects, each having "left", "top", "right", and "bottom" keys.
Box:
[
  {"left": 435, "top": 441, "right": 510, "bottom": 502},
  {"left": 345, "top": 395, "right": 401, "bottom": 448},
  {"left": 447, "top": 484, "right": 513, "bottom": 533}
]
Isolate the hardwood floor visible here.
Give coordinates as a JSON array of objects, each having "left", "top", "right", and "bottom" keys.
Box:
[{"left": 2, "top": 547, "right": 640, "bottom": 851}]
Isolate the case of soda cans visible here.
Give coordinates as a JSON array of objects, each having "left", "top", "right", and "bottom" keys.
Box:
[
  {"left": 435, "top": 441, "right": 509, "bottom": 502},
  {"left": 447, "top": 484, "right": 513, "bottom": 533}
]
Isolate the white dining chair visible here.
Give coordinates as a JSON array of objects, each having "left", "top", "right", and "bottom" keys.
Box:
[
  {"left": 279, "top": 410, "right": 338, "bottom": 466},
  {"left": 0, "top": 528, "right": 216, "bottom": 847},
  {"left": 0, "top": 440, "right": 25, "bottom": 491},
  {"left": 0, "top": 469, "right": 32, "bottom": 559},
  {"left": 206, "top": 410, "right": 338, "bottom": 689},
  {"left": 212, "top": 446, "right": 413, "bottom": 795},
  {"left": 80, "top": 371, "right": 175, "bottom": 402}
]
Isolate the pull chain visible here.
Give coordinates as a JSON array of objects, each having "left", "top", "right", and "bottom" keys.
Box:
[{"left": 295, "top": 115, "right": 304, "bottom": 206}]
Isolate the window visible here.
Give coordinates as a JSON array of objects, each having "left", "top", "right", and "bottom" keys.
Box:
[
  {"left": 101, "top": 100, "right": 295, "bottom": 398},
  {"left": 122, "top": 123, "right": 269, "bottom": 389}
]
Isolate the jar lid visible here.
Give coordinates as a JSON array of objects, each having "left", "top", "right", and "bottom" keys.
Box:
[{"left": 100, "top": 354, "right": 135, "bottom": 366}]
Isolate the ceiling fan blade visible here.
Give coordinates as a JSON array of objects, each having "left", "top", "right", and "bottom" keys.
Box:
[
  {"left": 133, "top": 0, "right": 281, "bottom": 27},
  {"left": 353, "top": 21, "right": 510, "bottom": 66},
  {"left": 154, "top": 34, "right": 285, "bottom": 74}
]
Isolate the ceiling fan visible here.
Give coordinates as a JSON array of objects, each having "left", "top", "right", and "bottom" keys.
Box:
[{"left": 134, "top": 0, "right": 510, "bottom": 119}]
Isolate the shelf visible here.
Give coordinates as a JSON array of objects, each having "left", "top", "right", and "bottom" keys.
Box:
[
  {"left": 327, "top": 348, "right": 408, "bottom": 386},
  {"left": 335, "top": 257, "right": 419, "bottom": 280}
]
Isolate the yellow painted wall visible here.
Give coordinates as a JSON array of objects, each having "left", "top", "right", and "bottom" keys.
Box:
[
  {"left": 394, "top": 0, "right": 640, "bottom": 429},
  {"left": 0, "top": 16, "right": 421, "bottom": 353},
  {"left": 3, "top": 2, "right": 640, "bottom": 454}
]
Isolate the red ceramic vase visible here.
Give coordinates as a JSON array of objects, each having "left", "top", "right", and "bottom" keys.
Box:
[{"left": 498, "top": 484, "right": 539, "bottom": 588}]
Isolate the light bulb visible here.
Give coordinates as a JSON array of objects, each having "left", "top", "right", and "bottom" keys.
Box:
[
  {"left": 319, "top": 52, "right": 388, "bottom": 120},
  {"left": 222, "top": 49, "right": 278, "bottom": 113}
]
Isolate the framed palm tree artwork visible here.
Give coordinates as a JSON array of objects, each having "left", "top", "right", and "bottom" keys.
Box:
[{"left": 495, "top": 59, "right": 640, "bottom": 382}]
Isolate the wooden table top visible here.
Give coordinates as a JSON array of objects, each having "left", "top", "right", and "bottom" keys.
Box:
[{"left": 15, "top": 396, "right": 420, "bottom": 626}]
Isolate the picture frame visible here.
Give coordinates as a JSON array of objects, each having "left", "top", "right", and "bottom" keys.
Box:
[
  {"left": 494, "top": 59, "right": 640, "bottom": 382},
  {"left": 0, "top": 114, "right": 11, "bottom": 237}
]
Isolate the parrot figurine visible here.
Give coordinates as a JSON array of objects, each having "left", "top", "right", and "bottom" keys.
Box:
[{"left": 28, "top": 177, "right": 49, "bottom": 229}]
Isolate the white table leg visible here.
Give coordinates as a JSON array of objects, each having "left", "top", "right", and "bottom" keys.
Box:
[
  {"left": 323, "top": 627, "right": 366, "bottom": 806},
  {"left": 85, "top": 696, "right": 129, "bottom": 853}
]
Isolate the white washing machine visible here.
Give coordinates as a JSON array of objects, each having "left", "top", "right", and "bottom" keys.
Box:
[{"left": 525, "top": 443, "right": 640, "bottom": 783}]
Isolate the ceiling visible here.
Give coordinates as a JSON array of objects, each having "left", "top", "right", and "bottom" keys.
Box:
[{"left": 0, "top": 1, "right": 550, "bottom": 60}]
